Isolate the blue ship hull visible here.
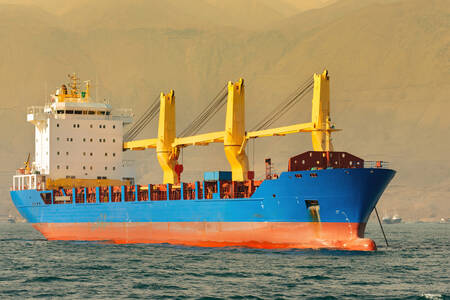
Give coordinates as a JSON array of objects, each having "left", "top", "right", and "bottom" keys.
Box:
[{"left": 10, "top": 168, "right": 395, "bottom": 250}]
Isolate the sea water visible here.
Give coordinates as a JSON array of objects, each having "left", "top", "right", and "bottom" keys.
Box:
[{"left": 0, "top": 222, "right": 448, "bottom": 299}]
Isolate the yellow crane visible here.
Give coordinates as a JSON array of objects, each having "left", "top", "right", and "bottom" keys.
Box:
[{"left": 123, "top": 70, "right": 339, "bottom": 184}]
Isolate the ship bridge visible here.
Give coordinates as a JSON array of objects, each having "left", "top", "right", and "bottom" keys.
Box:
[{"left": 23, "top": 73, "right": 135, "bottom": 188}]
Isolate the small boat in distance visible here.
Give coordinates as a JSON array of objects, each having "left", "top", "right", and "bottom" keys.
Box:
[
  {"left": 7, "top": 212, "right": 16, "bottom": 223},
  {"left": 382, "top": 214, "right": 402, "bottom": 224}
]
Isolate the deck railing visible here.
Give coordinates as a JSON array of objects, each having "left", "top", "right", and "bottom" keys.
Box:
[
  {"left": 364, "top": 161, "right": 391, "bottom": 168},
  {"left": 33, "top": 180, "right": 263, "bottom": 205}
]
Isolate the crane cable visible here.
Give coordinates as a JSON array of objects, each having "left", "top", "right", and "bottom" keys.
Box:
[
  {"left": 179, "top": 84, "right": 228, "bottom": 138},
  {"left": 250, "top": 77, "right": 314, "bottom": 131},
  {"left": 124, "top": 95, "right": 160, "bottom": 142}
]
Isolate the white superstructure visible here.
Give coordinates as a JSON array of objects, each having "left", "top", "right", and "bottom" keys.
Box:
[{"left": 25, "top": 74, "right": 133, "bottom": 185}]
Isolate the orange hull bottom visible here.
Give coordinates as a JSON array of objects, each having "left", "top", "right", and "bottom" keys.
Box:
[{"left": 33, "top": 222, "right": 376, "bottom": 251}]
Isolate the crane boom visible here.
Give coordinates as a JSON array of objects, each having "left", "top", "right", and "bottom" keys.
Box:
[{"left": 123, "top": 70, "right": 337, "bottom": 184}]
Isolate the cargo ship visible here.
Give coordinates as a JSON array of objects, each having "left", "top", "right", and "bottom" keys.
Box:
[{"left": 10, "top": 71, "right": 395, "bottom": 251}]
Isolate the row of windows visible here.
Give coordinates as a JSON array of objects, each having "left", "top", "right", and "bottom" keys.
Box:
[
  {"left": 56, "top": 152, "right": 117, "bottom": 157},
  {"left": 56, "top": 123, "right": 116, "bottom": 129},
  {"left": 65, "top": 176, "right": 110, "bottom": 180},
  {"left": 56, "top": 137, "right": 117, "bottom": 143},
  {"left": 57, "top": 165, "right": 117, "bottom": 171},
  {"left": 56, "top": 110, "right": 110, "bottom": 116}
]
